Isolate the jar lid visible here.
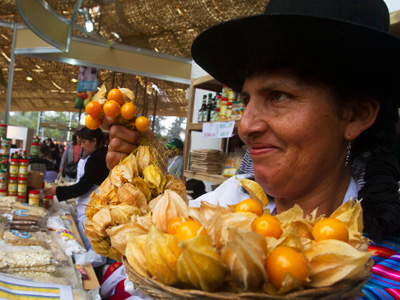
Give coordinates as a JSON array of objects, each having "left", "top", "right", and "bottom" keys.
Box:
[
  {"left": 20, "top": 159, "right": 30, "bottom": 163},
  {"left": 31, "top": 142, "right": 40, "bottom": 146},
  {"left": 29, "top": 190, "right": 40, "bottom": 194},
  {"left": 18, "top": 177, "right": 27, "bottom": 181},
  {"left": 11, "top": 158, "right": 19, "bottom": 162},
  {"left": 0, "top": 189, "right": 7, "bottom": 192},
  {"left": 8, "top": 177, "right": 17, "bottom": 180},
  {"left": 221, "top": 97, "right": 228, "bottom": 101},
  {"left": 228, "top": 102, "right": 233, "bottom": 105},
  {"left": 0, "top": 124, "right": 7, "bottom": 128},
  {"left": 44, "top": 195, "right": 53, "bottom": 199},
  {"left": 17, "top": 195, "right": 26, "bottom": 199}
]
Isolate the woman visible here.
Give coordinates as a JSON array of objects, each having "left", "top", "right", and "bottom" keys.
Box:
[
  {"left": 45, "top": 127, "right": 109, "bottom": 252},
  {"left": 105, "top": 0, "right": 400, "bottom": 298}
]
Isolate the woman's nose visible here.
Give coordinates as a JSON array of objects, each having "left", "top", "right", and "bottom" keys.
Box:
[{"left": 239, "top": 100, "right": 267, "bottom": 139}]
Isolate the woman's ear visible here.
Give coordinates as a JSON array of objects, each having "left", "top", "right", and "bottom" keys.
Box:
[{"left": 345, "top": 97, "right": 380, "bottom": 140}]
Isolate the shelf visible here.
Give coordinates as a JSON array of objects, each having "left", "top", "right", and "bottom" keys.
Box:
[
  {"left": 188, "top": 120, "right": 241, "bottom": 132},
  {"left": 192, "top": 74, "right": 223, "bottom": 92},
  {"left": 184, "top": 170, "right": 228, "bottom": 185}
]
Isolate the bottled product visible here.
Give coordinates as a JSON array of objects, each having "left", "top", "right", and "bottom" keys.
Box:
[
  {"left": 206, "top": 93, "right": 213, "bottom": 122},
  {"left": 220, "top": 98, "right": 228, "bottom": 116},
  {"left": 222, "top": 85, "right": 229, "bottom": 98},
  {"left": 226, "top": 102, "right": 233, "bottom": 120},
  {"left": 0, "top": 189, "right": 7, "bottom": 197},
  {"left": 9, "top": 158, "right": 19, "bottom": 176},
  {"left": 198, "top": 95, "right": 207, "bottom": 123},
  {"left": 209, "top": 96, "right": 217, "bottom": 122},
  {"left": 19, "top": 159, "right": 29, "bottom": 178},
  {"left": 0, "top": 124, "right": 7, "bottom": 138},
  {"left": 8, "top": 176, "right": 17, "bottom": 197},
  {"left": 216, "top": 108, "right": 220, "bottom": 121},
  {"left": 30, "top": 136, "right": 40, "bottom": 157},
  {"left": 17, "top": 177, "right": 27, "bottom": 195},
  {"left": 42, "top": 195, "right": 53, "bottom": 210},
  {"left": 0, "top": 137, "right": 11, "bottom": 156},
  {"left": 28, "top": 190, "right": 40, "bottom": 206},
  {"left": 237, "top": 101, "right": 244, "bottom": 120},
  {"left": 0, "top": 170, "right": 7, "bottom": 190}
]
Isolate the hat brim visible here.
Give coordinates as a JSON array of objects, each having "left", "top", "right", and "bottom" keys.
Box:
[{"left": 191, "top": 14, "right": 400, "bottom": 92}]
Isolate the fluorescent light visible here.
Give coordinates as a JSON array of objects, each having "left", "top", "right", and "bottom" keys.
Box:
[
  {"left": 26, "top": 75, "right": 33, "bottom": 81},
  {"left": 85, "top": 19, "right": 94, "bottom": 32},
  {"left": 71, "top": 78, "right": 78, "bottom": 83}
]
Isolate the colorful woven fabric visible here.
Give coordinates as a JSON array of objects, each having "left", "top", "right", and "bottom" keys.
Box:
[{"left": 359, "top": 236, "right": 400, "bottom": 299}]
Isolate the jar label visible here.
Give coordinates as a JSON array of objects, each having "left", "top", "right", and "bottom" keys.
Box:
[
  {"left": 14, "top": 209, "right": 29, "bottom": 216},
  {"left": 18, "top": 184, "right": 27, "bottom": 193},
  {"left": 8, "top": 183, "right": 17, "bottom": 192},
  {"left": 9, "top": 165, "right": 19, "bottom": 175},
  {"left": 11, "top": 229, "right": 32, "bottom": 239},
  {"left": 19, "top": 165, "right": 28, "bottom": 175},
  {"left": 28, "top": 198, "right": 39, "bottom": 206}
]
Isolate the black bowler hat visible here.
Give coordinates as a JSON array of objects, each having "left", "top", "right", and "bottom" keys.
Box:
[{"left": 191, "top": 0, "right": 400, "bottom": 92}]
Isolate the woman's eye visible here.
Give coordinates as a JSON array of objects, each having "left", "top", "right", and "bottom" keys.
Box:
[{"left": 269, "top": 91, "right": 290, "bottom": 101}]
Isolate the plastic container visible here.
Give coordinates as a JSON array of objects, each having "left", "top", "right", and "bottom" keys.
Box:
[
  {"left": 18, "top": 159, "right": 29, "bottom": 176},
  {"left": 0, "top": 124, "right": 7, "bottom": 138},
  {"left": 0, "top": 137, "right": 11, "bottom": 156},
  {"left": 226, "top": 102, "right": 233, "bottom": 120},
  {"left": 228, "top": 89, "right": 236, "bottom": 101},
  {"left": 9, "top": 158, "right": 19, "bottom": 176},
  {"left": 17, "top": 177, "right": 27, "bottom": 195},
  {"left": 220, "top": 98, "right": 228, "bottom": 116},
  {"left": 8, "top": 176, "right": 17, "bottom": 196},
  {"left": 30, "top": 142, "right": 40, "bottom": 157},
  {"left": 28, "top": 190, "right": 40, "bottom": 206},
  {"left": 42, "top": 195, "right": 53, "bottom": 210}
]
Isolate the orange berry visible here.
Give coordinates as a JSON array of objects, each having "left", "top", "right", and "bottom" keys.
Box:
[
  {"left": 167, "top": 216, "right": 190, "bottom": 235},
  {"left": 121, "top": 102, "right": 137, "bottom": 120},
  {"left": 235, "top": 199, "right": 263, "bottom": 216},
  {"left": 312, "top": 217, "right": 349, "bottom": 242},
  {"left": 135, "top": 116, "right": 150, "bottom": 132},
  {"left": 266, "top": 246, "right": 309, "bottom": 289},
  {"left": 103, "top": 100, "right": 121, "bottom": 119},
  {"left": 252, "top": 214, "right": 282, "bottom": 238},
  {"left": 85, "top": 100, "right": 102, "bottom": 116},
  {"left": 175, "top": 220, "right": 207, "bottom": 240},
  {"left": 107, "top": 88, "right": 125, "bottom": 105},
  {"left": 85, "top": 114, "right": 102, "bottom": 130}
]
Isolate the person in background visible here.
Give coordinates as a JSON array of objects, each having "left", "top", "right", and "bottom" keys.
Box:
[
  {"left": 59, "top": 132, "right": 82, "bottom": 180},
  {"left": 185, "top": 179, "right": 206, "bottom": 200},
  {"left": 166, "top": 138, "right": 184, "bottom": 180},
  {"left": 105, "top": 0, "right": 400, "bottom": 298},
  {"left": 45, "top": 137, "right": 60, "bottom": 172},
  {"left": 45, "top": 127, "right": 109, "bottom": 260}
]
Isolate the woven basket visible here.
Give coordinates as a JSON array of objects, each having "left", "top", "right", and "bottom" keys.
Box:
[{"left": 122, "top": 256, "right": 373, "bottom": 300}]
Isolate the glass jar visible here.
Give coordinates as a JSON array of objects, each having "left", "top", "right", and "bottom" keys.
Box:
[
  {"left": 0, "top": 124, "right": 7, "bottom": 138},
  {"left": 220, "top": 98, "right": 228, "bottom": 116},
  {"left": 18, "top": 177, "right": 27, "bottom": 195},
  {"left": 222, "top": 85, "right": 229, "bottom": 98},
  {"left": 28, "top": 190, "right": 40, "bottom": 206},
  {"left": 8, "top": 177, "right": 17, "bottom": 196},
  {"left": 9, "top": 158, "right": 19, "bottom": 176},
  {"left": 41, "top": 195, "right": 53, "bottom": 210},
  {"left": 0, "top": 189, "right": 7, "bottom": 197},
  {"left": 226, "top": 102, "right": 233, "bottom": 120},
  {"left": 0, "top": 137, "right": 11, "bottom": 156},
  {"left": 30, "top": 142, "right": 40, "bottom": 157},
  {"left": 19, "top": 159, "right": 29, "bottom": 177}
]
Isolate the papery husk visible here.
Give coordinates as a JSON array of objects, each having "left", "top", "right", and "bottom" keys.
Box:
[
  {"left": 107, "top": 222, "right": 148, "bottom": 255},
  {"left": 267, "top": 227, "right": 307, "bottom": 253},
  {"left": 99, "top": 177, "right": 118, "bottom": 200},
  {"left": 108, "top": 246, "right": 123, "bottom": 262},
  {"left": 206, "top": 211, "right": 256, "bottom": 250},
  {"left": 131, "top": 177, "right": 152, "bottom": 202},
  {"left": 83, "top": 219, "right": 105, "bottom": 241},
  {"left": 303, "top": 239, "right": 372, "bottom": 287},
  {"left": 92, "top": 207, "right": 114, "bottom": 236},
  {"left": 92, "top": 83, "right": 107, "bottom": 102},
  {"left": 90, "top": 237, "right": 111, "bottom": 256},
  {"left": 177, "top": 236, "right": 228, "bottom": 292},
  {"left": 239, "top": 178, "right": 269, "bottom": 208},
  {"left": 117, "top": 183, "right": 148, "bottom": 208},
  {"left": 109, "top": 204, "right": 141, "bottom": 225},
  {"left": 330, "top": 199, "right": 369, "bottom": 250},
  {"left": 131, "top": 214, "right": 153, "bottom": 231},
  {"left": 145, "top": 226, "right": 182, "bottom": 285},
  {"left": 85, "top": 192, "right": 107, "bottom": 220},
  {"left": 164, "top": 176, "right": 188, "bottom": 205},
  {"left": 148, "top": 190, "right": 188, "bottom": 233},
  {"left": 188, "top": 201, "right": 231, "bottom": 225},
  {"left": 126, "top": 234, "right": 150, "bottom": 277},
  {"left": 220, "top": 227, "right": 268, "bottom": 290},
  {"left": 118, "top": 87, "right": 134, "bottom": 100},
  {"left": 143, "top": 165, "right": 166, "bottom": 194},
  {"left": 110, "top": 154, "right": 138, "bottom": 187},
  {"left": 136, "top": 146, "right": 155, "bottom": 176}
]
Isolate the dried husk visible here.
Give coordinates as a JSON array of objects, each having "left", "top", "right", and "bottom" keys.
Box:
[
  {"left": 118, "top": 87, "right": 134, "bottom": 100},
  {"left": 110, "top": 154, "right": 138, "bottom": 187},
  {"left": 85, "top": 192, "right": 107, "bottom": 220},
  {"left": 131, "top": 214, "right": 153, "bottom": 230},
  {"left": 145, "top": 226, "right": 182, "bottom": 285},
  {"left": 177, "top": 236, "right": 229, "bottom": 292},
  {"left": 164, "top": 177, "right": 188, "bottom": 205},
  {"left": 107, "top": 222, "right": 148, "bottom": 255},
  {"left": 143, "top": 165, "right": 166, "bottom": 194},
  {"left": 188, "top": 201, "right": 231, "bottom": 225},
  {"left": 83, "top": 219, "right": 105, "bottom": 241},
  {"left": 126, "top": 234, "right": 150, "bottom": 277},
  {"left": 90, "top": 237, "right": 111, "bottom": 256},
  {"left": 108, "top": 246, "right": 123, "bottom": 262},
  {"left": 136, "top": 146, "right": 155, "bottom": 176},
  {"left": 116, "top": 183, "right": 148, "bottom": 208},
  {"left": 99, "top": 177, "right": 118, "bottom": 200},
  {"left": 303, "top": 239, "right": 372, "bottom": 287},
  {"left": 92, "top": 207, "right": 114, "bottom": 237},
  {"left": 109, "top": 204, "right": 141, "bottom": 225},
  {"left": 239, "top": 178, "right": 269, "bottom": 207},
  {"left": 148, "top": 189, "right": 188, "bottom": 233},
  {"left": 220, "top": 228, "right": 268, "bottom": 290},
  {"left": 92, "top": 83, "right": 107, "bottom": 102},
  {"left": 131, "top": 177, "right": 152, "bottom": 202}
]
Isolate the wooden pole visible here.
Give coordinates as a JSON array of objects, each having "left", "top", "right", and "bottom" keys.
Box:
[
  {"left": 152, "top": 91, "right": 158, "bottom": 131},
  {"left": 143, "top": 78, "right": 148, "bottom": 116}
]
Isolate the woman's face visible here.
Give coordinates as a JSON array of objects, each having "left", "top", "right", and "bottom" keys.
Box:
[
  {"left": 238, "top": 69, "right": 351, "bottom": 201},
  {"left": 81, "top": 138, "right": 96, "bottom": 155}
]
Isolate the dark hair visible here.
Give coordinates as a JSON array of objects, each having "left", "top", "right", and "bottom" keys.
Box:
[
  {"left": 240, "top": 56, "right": 400, "bottom": 241},
  {"left": 80, "top": 127, "right": 105, "bottom": 149},
  {"left": 186, "top": 179, "right": 206, "bottom": 199},
  {"left": 72, "top": 133, "right": 78, "bottom": 145}
]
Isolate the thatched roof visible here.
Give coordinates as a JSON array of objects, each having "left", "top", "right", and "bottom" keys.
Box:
[{"left": 0, "top": 0, "right": 268, "bottom": 117}]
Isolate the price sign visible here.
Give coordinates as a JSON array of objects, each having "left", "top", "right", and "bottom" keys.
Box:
[{"left": 202, "top": 121, "right": 235, "bottom": 138}]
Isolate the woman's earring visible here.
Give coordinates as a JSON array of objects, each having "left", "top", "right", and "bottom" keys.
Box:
[{"left": 345, "top": 141, "right": 352, "bottom": 167}]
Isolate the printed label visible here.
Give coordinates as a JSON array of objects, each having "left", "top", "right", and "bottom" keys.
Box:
[{"left": 11, "top": 229, "right": 32, "bottom": 238}]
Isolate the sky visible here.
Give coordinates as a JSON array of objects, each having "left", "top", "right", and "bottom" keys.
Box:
[{"left": 384, "top": 0, "right": 400, "bottom": 12}]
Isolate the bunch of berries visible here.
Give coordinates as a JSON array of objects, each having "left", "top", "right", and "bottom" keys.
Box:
[{"left": 85, "top": 86, "right": 150, "bottom": 132}]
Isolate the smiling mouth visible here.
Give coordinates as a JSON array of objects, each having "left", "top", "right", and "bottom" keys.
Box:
[{"left": 249, "top": 145, "right": 279, "bottom": 156}]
